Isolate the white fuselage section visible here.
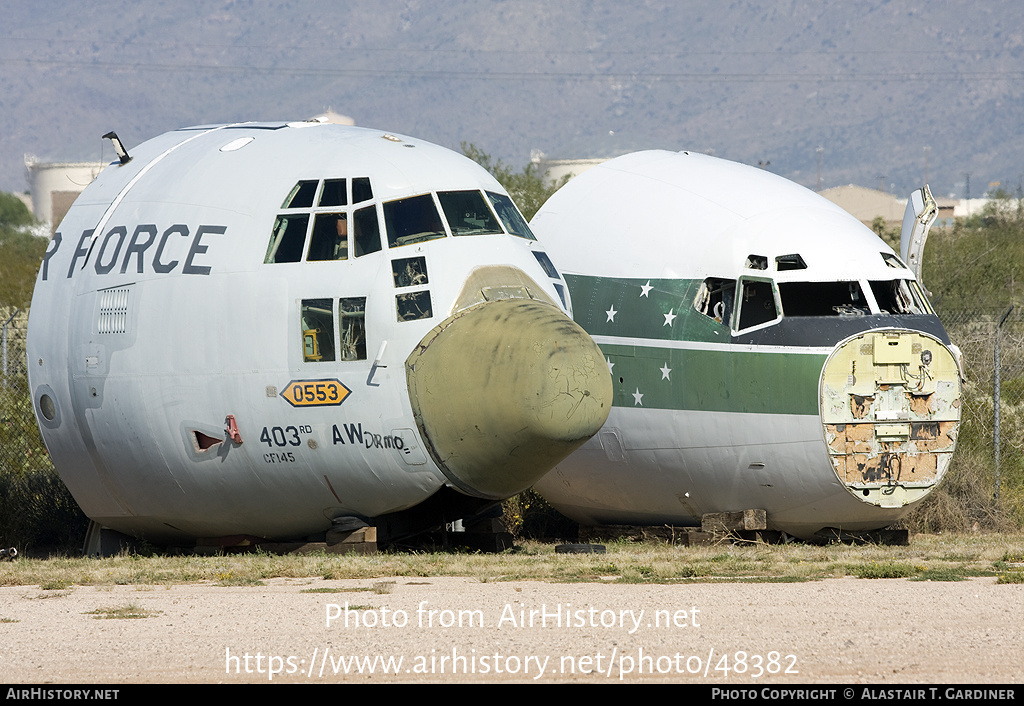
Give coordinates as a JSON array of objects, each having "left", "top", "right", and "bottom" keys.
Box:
[
  {"left": 532, "top": 151, "right": 961, "bottom": 538},
  {"left": 28, "top": 122, "right": 610, "bottom": 543}
]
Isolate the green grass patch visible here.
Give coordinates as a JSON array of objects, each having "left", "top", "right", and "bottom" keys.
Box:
[
  {"left": 909, "top": 567, "right": 969, "bottom": 581},
  {"left": 850, "top": 561, "right": 922, "bottom": 579}
]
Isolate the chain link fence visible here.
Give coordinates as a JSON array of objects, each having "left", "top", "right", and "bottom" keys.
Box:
[
  {"left": 2, "top": 304, "right": 1023, "bottom": 549},
  {"left": 0, "top": 306, "right": 86, "bottom": 554},
  {"left": 1, "top": 308, "right": 44, "bottom": 471},
  {"left": 926, "top": 307, "right": 1024, "bottom": 529}
]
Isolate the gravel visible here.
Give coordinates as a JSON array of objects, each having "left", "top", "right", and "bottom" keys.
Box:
[{"left": 2, "top": 576, "right": 1020, "bottom": 683}]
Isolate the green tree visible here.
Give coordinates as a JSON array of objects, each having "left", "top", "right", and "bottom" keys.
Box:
[
  {"left": 0, "top": 192, "right": 33, "bottom": 229},
  {"left": 870, "top": 215, "right": 900, "bottom": 251},
  {"left": 0, "top": 193, "right": 46, "bottom": 310},
  {"left": 926, "top": 215, "right": 1024, "bottom": 312},
  {"left": 0, "top": 191, "right": 85, "bottom": 554},
  {"left": 461, "top": 143, "right": 570, "bottom": 220}
]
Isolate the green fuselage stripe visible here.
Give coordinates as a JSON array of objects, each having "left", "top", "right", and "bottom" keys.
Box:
[
  {"left": 564, "top": 274, "right": 826, "bottom": 414},
  {"left": 600, "top": 342, "right": 826, "bottom": 415},
  {"left": 566, "top": 273, "right": 725, "bottom": 342}
]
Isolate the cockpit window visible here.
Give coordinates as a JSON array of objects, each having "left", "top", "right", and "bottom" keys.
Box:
[
  {"left": 778, "top": 281, "right": 868, "bottom": 317},
  {"left": 353, "top": 177, "right": 373, "bottom": 204},
  {"left": 736, "top": 278, "right": 779, "bottom": 330},
  {"left": 881, "top": 252, "right": 905, "bottom": 269},
  {"left": 307, "top": 213, "right": 348, "bottom": 261},
  {"left": 437, "top": 190, "right": 503, "bottom": 236},
  {"left": 384, "top": 194, "right": 447, "bottom": 247},
  {"left": 267, "top": 178, "right": 380, "bottom": 263},
  {"left": 870, "top": 279, "right": 932, "bottom": 315},
  {"left": 318, "top": 179, "right": 347, "bottom": 207},
  {"left": 392, "top": 256, "right": 428, "bottom": 287},
  {"left": 396, "top": 291, "right": 433, "bottom": 321},
  {"left": 775, "top": 254, "right": 807, "bottom": 271},
  {"left": 265, "top": 214, "right": 309, "bottom": 263},
  {"left": 301, "top": 298, "right": 335, "bottom": 362},
  {"left": 693, "top": 277, "right": 735, "bottom": 327},
  {"left": 486, "top": 191, "right": 536, "bottom": 240},
  {"left": 352, "top": 205, "right": 381, "bottom": 257},
  {"left": 744, "top": 254, "right": 768, "bottom": 270},
  {"left": 283, "top": 180, "right": 317, "bottom": 209},
  {"left": 532, "top": 251, "right": 560, "bottom": 279},
  {"left": 338, "top": 297, "right": 367, "bottom": 361}
]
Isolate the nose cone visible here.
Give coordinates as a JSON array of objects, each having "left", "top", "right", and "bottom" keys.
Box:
[
  {"left": 820, "top": 328, "right": 961, "bottom": 508},
  {"left": 406, "top": 298, "right": 612, "bottom": 499}
]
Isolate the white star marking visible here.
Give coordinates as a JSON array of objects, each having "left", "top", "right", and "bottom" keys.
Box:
[
  {"left": 607, "top": 357, "right": 615, "bottom": 373},
  {"left": 640, "top": 281, "right": 653, "bottom": 297},
  {"left": 660, "top": 363, "right": 672, "bottom": 380},
  {"left": 632, "top": 388, "right": 644, "bottom": 405},
  {"left": 606, "top": 305, "right": 618, "bottom": 322},
  {"left": 663, "top": 309, "right": 677, "bottom": 326}
]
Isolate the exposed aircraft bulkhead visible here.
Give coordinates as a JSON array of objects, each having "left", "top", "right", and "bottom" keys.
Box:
[
  {"left": 531, "top": 150, "right": 962, "bottom": 539},
  {"left": 820, "top": 329, "right": 960, "bottom": 508},
  {"left": 27, "top": 120, "right": 611, "bottom": 545}
]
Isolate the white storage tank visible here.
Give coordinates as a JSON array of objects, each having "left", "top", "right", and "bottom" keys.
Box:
[{"left": 24, "top": 157, "right": 107, "bottom": 233}]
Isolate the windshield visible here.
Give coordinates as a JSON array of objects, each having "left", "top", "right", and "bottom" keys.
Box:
[
  {"left": 384, "top": 194, "right": 447, "bottom": 247},
  {"left": 437, "top": 190, "right": 503, "bottom": 236},
  {"left": 486, "top": 191, "right": 536, "bottom": 240},
  {"left": 778, "top": 281, "right": 869, "bottom": 317}
]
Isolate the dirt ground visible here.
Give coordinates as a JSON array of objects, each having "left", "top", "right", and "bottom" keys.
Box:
[{"left": 1, "top": 576, "right": 1021, "bottom": 684}]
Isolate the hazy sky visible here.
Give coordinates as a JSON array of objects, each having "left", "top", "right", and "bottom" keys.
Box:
[{"left": 3, "top": 1, "right": 1023, "bottom": 197}]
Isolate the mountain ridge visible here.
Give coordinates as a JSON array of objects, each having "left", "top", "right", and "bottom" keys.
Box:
[{"left": 2, "top": 1, "right": 1022, "bottom": 199}]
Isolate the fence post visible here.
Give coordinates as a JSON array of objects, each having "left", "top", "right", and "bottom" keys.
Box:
[
  {"left": 994, "top": 305, "right": 1014, "bottom": 504},
  {"left": 1, "top": 308, "right": 19, "bottom": 388}
]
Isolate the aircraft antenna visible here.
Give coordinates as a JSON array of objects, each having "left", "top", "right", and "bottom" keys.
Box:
[{"left": 103, "top": 131, "right": 132, "bottom": 165}]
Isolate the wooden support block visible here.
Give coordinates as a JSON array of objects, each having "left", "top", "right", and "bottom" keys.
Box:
[
  {"left": 326, "top": 526, "right": 377, "bottom": 545},
  {"left": 701, "top": 509, "right": 767, "bottom": 534},
  {"left": 678, "top": 530, "right": 714, "bottom": 546}
]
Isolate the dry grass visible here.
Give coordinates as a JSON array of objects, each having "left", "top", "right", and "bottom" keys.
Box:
[
  {"left": 0, "top": 533, "right": 1022, "bottom": 588},
  {"left": 85, "top": 602, "right": 161, "bottom": 619}
]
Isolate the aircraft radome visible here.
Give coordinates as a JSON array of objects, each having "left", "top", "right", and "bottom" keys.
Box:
[
  {"left": 27, "top": 119, "right": 612, "bottom": 550},
  {"left": 530, "top": 150, "right": 961, "bottom": 540}
]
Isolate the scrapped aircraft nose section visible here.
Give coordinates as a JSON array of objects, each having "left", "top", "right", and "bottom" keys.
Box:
[
  {"left": 820, "top": 329, "right": 962, "bottom": 508},
  {"left": 406, "top": 298, "right": 612, "bottom": 499}
]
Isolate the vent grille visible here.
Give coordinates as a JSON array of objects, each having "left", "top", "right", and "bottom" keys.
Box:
[{"left": 97, "top": 287, "right": 130, "bottom": 334}]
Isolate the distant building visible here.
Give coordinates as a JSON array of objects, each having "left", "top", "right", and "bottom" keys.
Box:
[
  {"left": 532, "top": 131, "right": 676, "bottom": 187},
  {"left": 819, "top": 184, "right": 906, "bottom": 228},
  {"left": 819, "top": 184, "right": 957, "bottom": 229},
  {"left": 954, "top": 198, "right": 993, "bottom": 219},
  {"left": 24, "top": 157, "right": 107, "bottom": 235},
  {"left": 932, "top": 196, "right": 957, "bottom": 226},
  {"left": 534, "top": 155, "right": 609, "bottom": 186}
]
